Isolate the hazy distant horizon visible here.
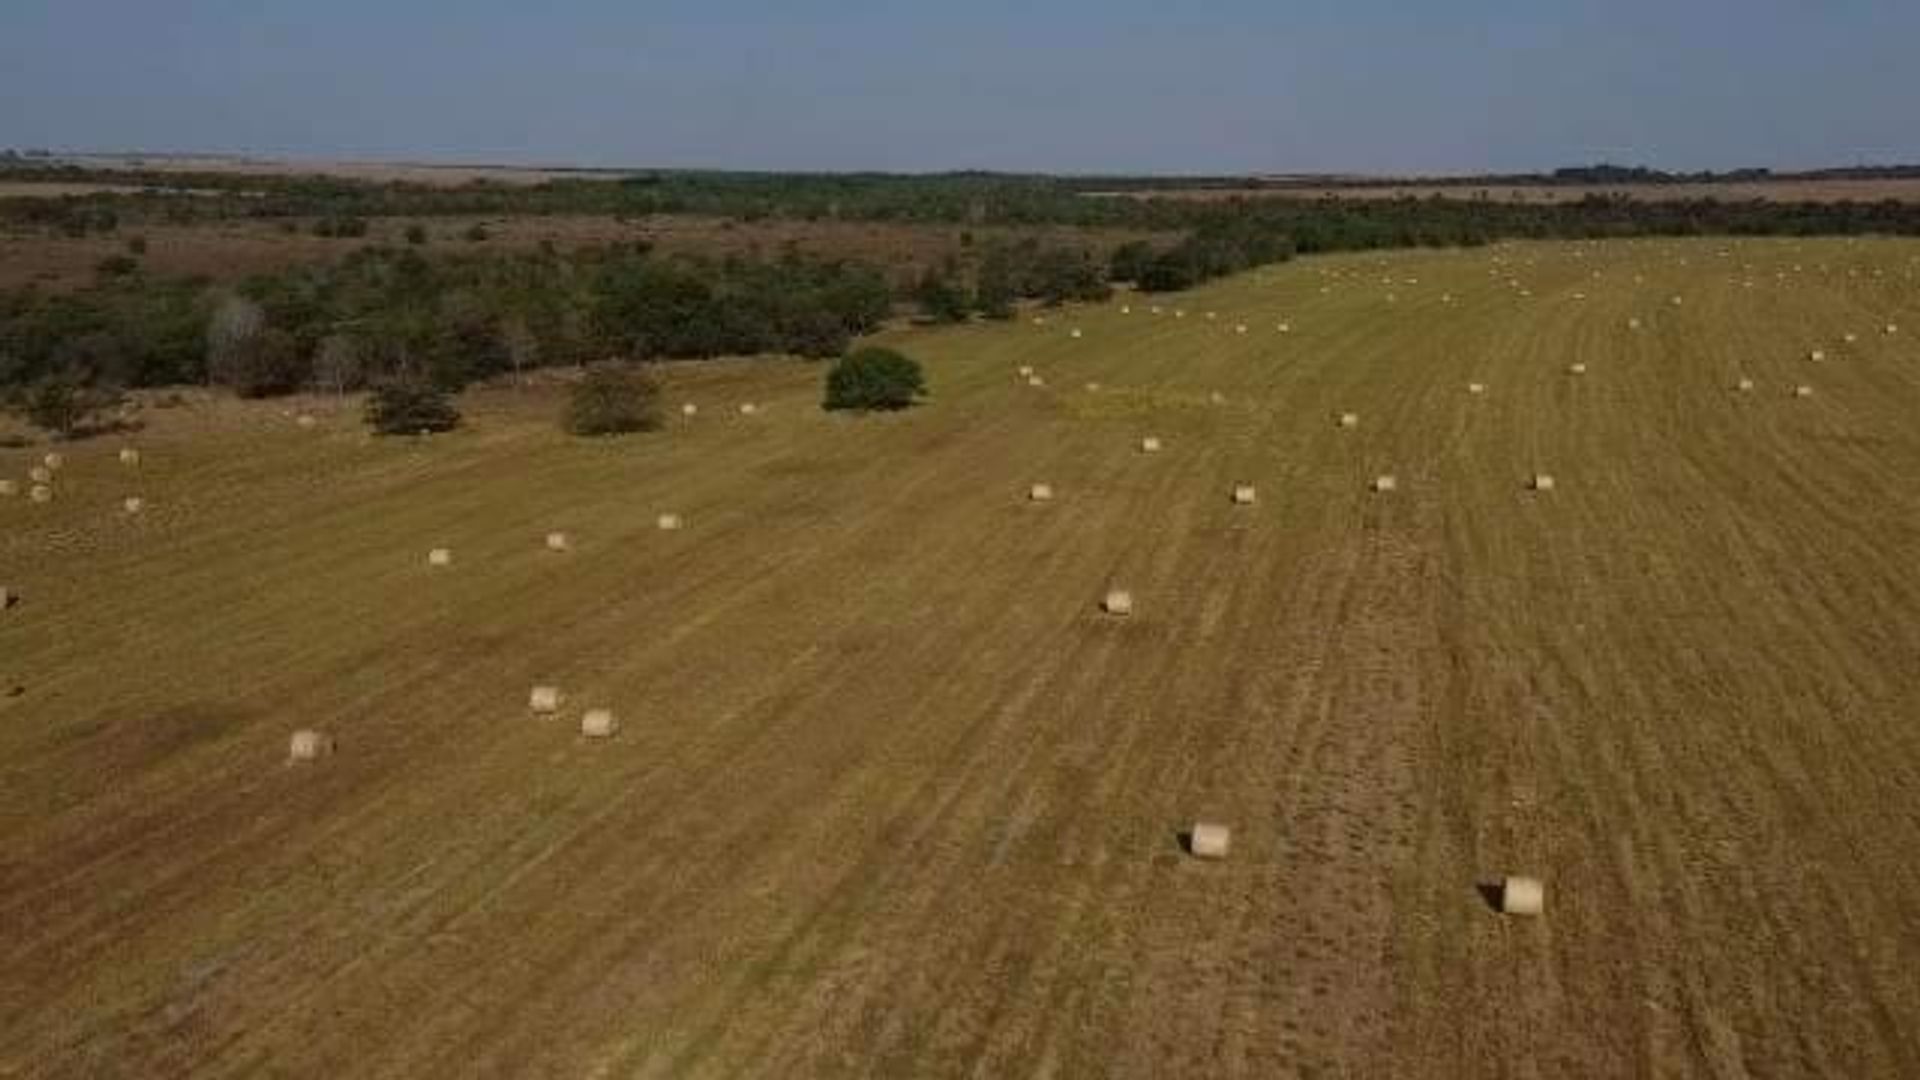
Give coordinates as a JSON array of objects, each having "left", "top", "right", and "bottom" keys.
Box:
[{"left": 4, "top": 2, "right": 1918, "bottom": 175}]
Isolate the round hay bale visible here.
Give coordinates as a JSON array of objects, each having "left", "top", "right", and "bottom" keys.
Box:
[
  {"left": 1102, "top": 589, "right": 1134, "bottom": 616},
  {"left": 1204, "top": 311, "right": 1217, "bottom": 320},
  {"left": 1070, "top": 328, "right": 1083, "bottom": 339},
  {"left": 1627, "top": 317, "right": 1642, "bottom": 330},
  {"left": 1151, "top": 306, "right": 1163, "bottom": 315},
  {"left": 1793, "top": 384, "right": 1814, "bottom": 398},
  {"left": 1084, "top": 381, "right": 1102, "bottom": 392},
  {"left": 1670, "top": 295, "right": 1684, "bottom": 306},
  {"left": 296, "top": 414, "right": 317, "bottom": 429},
  {"left": 119, "top": 448, "right": 141, "bottom": 465},
  {"left": 1567, "top": 363, "right": 1588, "bottom": 376},
  {"left": 1372, "top": 474, "right": 1399, "bottom": 493},
  {"left": 427, "top": 548, "right": 453, "bottom": 567},
  {"left": 29, "top": 485, "right": 52, "bottom": 504},
  {"left": 0, "top": 480, "right": 17, "bottom": 497},
  {"left": 1843, "top": 332, "right": 1858, "bottom": 344},
  {"left": 1277, "top": 321, "right": 1292, "bottom": 333},
  {"left": 1028, "top": 483, "right": 1055, "bottom": 503},
  {"left": 122, "top": 497, "right": 145, "bottom": 514},
  {"left": 1027, "top": 376, "right": 1047, "bottom": 388},
  {"left": 657, "top": 512, "right": 684, "bottom": 531},
  {"left": 43, "top": 452, "right": 64, "bottom": 470},
  {"left": 1808, "top": 349, "right": 1826, "bottom": 363},
  {"left": 1735, "top": 377, "right": 1755, "bottom": 392},
  {"left": 545, "top": 532, "right": 570, "bottom": 552},
  {"left": 1018, "top": 365, "right": 1035, "bottom": 377},
  {"left": 529, "top": 686, "right": 563, "bottom": 714},
  {"left": 1530, "top": 474, "right": 1556, "bottom": 492},
  {"left": 581, "top": 708, "right": 617, "bottom": 738},
  {"left": 1120, "top": 305, "right": 1132, "bottom": 315},
  {"left": 1232, "top": 484, "right": 1257, "bottom": 505},
  {"left": 1139, "top": 436, "right": 1163, "bottom": 454},
  {"left": 1468, "top": 382, "right": 1487, "bottom": 395},
  {"left": 1337, "top": 412, "right": 1359, "bottom": 429},
  {"left": 1174, "top": 309, "right": 1187, "bottom": 319},
  {"left": 0, "top": 585, "right": 11, "bottom": 610},
  {"left": 1189, "top": 822, "right": 1231, "bottom": 860},
  {"left": 681, "top": 403, "right": 698, "bottom": 417},
  {"left": 288, "top": 729, "right": 335, "bottom": 763},
  {"left": 28, "top": 466, "right": 51, "bottom": 484},
  {"left": 738, "top": 403, "right": 759, "bottom": 416},
  {"left": 1209, "top": 391, "right": 1227, "bottom": 405},
  {"left": 1500, "top": 875, "right": 1545, "bottom": 916},
  {"left": 1235, "top": 324, "right": 1248, "bottom": 334}
]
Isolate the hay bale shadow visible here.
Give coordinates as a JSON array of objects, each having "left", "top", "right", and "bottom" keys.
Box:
[{"left": 1475, "top": 880, "right": 1506, "bottom": 913}]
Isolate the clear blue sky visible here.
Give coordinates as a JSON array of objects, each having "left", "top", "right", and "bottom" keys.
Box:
[{"left": 2, "top": 1, "right": 1915, "bottom": 174}]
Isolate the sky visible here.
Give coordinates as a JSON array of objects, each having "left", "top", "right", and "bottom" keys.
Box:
[{"left": 2, "top": 1, "right": 1916, "bottom": 175}]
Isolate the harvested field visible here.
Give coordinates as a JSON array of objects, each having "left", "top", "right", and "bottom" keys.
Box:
[
  {"left": 3, "top": 237, "right": 1920, "bottom": 1077},
  {"left": 1098, "top": 178, "right": 1920, "bottom": 204}
]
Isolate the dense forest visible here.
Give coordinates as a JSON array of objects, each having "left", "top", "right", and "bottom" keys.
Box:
[{"left": 6, "top": 162, "right": 1920, "bottom": 424}]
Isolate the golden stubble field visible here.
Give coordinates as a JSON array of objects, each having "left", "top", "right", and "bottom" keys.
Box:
[{"left": 3, "top": 237, "right": 1919, "bottom": 1078}]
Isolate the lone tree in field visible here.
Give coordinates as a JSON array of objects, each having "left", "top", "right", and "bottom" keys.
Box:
[
  {"left": 823, "top": 347, "right": 926, "bottom": 412},
  {"left": 564, "top": 363, "right": 663, "bottom": 435},
  {"left": 365, "top": 377, "right": 460, "bottom": 435}
]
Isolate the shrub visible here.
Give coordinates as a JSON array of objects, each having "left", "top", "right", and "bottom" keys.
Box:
[
  {"left": 404, "top": 224, "right": 429, "bottom": 245},
  {"left": 127, "top": 236, "right": 148, "bottom": 256},
  {"left": 464, "top": 223, "right": 491, "bottom": 243},
  {"left": 365, "top": 378, "right": 460, "bottom": 435},
  {"left": 564, "top": 363, "right": 662, "bottom": 435},
  {"left": 823, "top": 347, "right": 925, "bottom": 412},
  {"left": 15, "top": 373, "right": 127, "bottom": 437},
  {"left": 95, "top": 255, "right": 139, "bottom": 279}
]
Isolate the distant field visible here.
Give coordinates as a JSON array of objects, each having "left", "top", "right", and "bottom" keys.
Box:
[
  {"left": 49, "top": 153, "right": 629, "bottom": 188},
  {"left": 4, "top": 238, "right": 1920, "bottom": 1076},
  {"left": 0, "top": 215, "right": 1176, "bottom": 292},
  {"left": 1098, "top": 178, "right": 1920, "bottom": 203}
]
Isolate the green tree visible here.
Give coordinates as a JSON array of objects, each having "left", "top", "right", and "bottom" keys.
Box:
[{"left": 823, "top": 347, "right": 925, "bottom": 412}]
